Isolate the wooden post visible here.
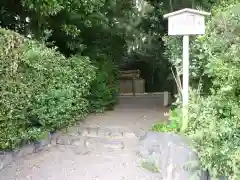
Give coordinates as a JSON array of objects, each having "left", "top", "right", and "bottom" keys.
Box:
[
  {"left": 181, "top": 35, "right": 189, "bottom": 132},
  {"left": 163, "top": 9, "right": 210, "bottom": 132},
  {"left": 164, "top": 91, "right": 169, "bottom": 107},
  {"left": 132, "top": 77, "right": 135, "bottom": 96}
]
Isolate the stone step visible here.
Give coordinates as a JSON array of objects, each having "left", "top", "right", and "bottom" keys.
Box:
[
  {"left": 54, "top": 133, "right": 126, "bottom": 151},
  {"left": 76, "top": 125, "right": 137, "bottom": 139},
  {"left": 84, "top": 137, "right": 125, "bottom": 151}
]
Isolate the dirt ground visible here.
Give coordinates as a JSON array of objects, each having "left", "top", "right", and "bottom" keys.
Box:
[{"left": 0, "top": 95, "right": 169, "bottom": 180}]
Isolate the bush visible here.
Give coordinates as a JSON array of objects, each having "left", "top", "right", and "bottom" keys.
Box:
[
  {"left": 88, "top": 57, "right": 119, "bottom": 112},
  {"left": 185, "top": 4, "right": 240, "bottom": 179},
  {"left": 152, "top": 107, "right": 181, "bottom": 133},
  {"left": 0, "top": 28, "right": 96, "bottom": 150},
  {"left": 186, "top": 92, "right": 240, "bottom": 179},
  {"left": 161, "top": 3, "right": 240, "bottom": 179}
]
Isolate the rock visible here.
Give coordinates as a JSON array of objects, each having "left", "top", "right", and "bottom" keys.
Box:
[
  {"left": 138, "top": 131, "right": 163, "bottom": 158},
  {"left": 84, "top": 137, "right": 124, "bottom": 151},
  {"left": 65, "top": 126, "right": 81, "bottom": 136},
  {"left": 123, "top": 132, "right": 136, "bottom": 138},
  {"left": 138, "top": 131, "right": 208, "bottom": 180},
  {"left": 0, "top": 152, "right": 13, "bottom": 170},
  {"left": 97, "top": 128, "right": 112, "bottom": 137},
  {"left": 56, "top": 135, "right": 73, "bottom": 145},
  {"left": 50, "top": 131, "right": 62, "bottom": 145},
  {"left": 34, "top": 139, "right": 50, "bottom": 152},
  {"left": 80, "top": 126, "right": 99, "bottom": 137},
  {"left": 14, "top": 144, "right": 35, "bottom": 157},
  {"left": 102, "top": 139, "right": 124, "bottom": 150},
  {"left": 70, "top": 137, "right": 84, "bottom": 146},
  {"left": 34, "top": 132, "right": 51, "bottom": 152},
  {"left": 0, "top": 134, "right": 51, "bottom": 170}
]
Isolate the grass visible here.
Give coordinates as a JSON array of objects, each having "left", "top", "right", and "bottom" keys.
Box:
[
  {"left": 152, "top": 108, "right": 181, "bottom": 133},
  {"left": 141, "top": 160, "right": 160, "bottom": 173}
]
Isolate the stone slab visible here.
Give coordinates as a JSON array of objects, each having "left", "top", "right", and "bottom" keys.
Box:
[
  {"left": 0, "top": 152, "right": 13, "bottom": 170},
  {"left": 138, "top": 131, "right": 208, "bottom": 180},
  {"left": 84, "top": 137, "right": 125, "bottom": 151},
  {"left": 14, "top": 144, "right": 35, "bottom": 158}
]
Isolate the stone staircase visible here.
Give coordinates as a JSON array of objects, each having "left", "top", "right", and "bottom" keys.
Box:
[
  {"left": 48, "top": 123, "right": 164, "bottom": 180},
  {"left": 0, "top": 94, "right": 168, "bottom": 180},
  {"left": 52, "top": 123, "right": 140, "bottom": 156}
]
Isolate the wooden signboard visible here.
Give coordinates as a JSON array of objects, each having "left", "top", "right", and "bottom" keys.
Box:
[{"left": 164, "top": 8, "right": 210, "bottom": 36}]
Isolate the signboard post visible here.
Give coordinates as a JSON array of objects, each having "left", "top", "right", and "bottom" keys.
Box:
[
  {"left": 182, "top": 35, "right": 189, "bottom": 131},
  {"left": 163, "top": 8, "right": 210, "bottom": 131}
]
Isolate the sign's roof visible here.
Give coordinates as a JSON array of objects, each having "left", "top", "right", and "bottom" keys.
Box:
[{"left": 163, "top": 8, "right": 211, "bottom": 19}]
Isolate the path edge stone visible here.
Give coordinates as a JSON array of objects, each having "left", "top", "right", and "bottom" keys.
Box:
[
  {"left": 138, "top": 131, "right": 210, "bottom": 180},
  {"left": 0, "top": 127, "right": 75, "bottom": 171}
]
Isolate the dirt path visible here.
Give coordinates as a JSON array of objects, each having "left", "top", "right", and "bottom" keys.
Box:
[{"left": 0, "top": 96, "right": 168, "bottom": 180}]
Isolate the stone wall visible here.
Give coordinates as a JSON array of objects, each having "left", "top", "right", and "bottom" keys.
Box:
[{"left": 120, "top": 79, "right": 145, "bottom": 94}]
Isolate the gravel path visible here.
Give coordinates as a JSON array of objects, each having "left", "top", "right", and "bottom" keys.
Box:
[{"left": 0, "top": 96, "right": 168, "bottom": 180}]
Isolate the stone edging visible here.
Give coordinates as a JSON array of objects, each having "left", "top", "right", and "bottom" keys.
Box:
[
  {"left": 0, "top": 128, "right": 73, "bottom": 171},
  {"left": 0, "top": 124, "right": 136, "bottom": 171}
]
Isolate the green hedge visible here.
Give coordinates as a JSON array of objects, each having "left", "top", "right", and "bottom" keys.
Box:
[
  {"left": 0, "top": 29, "right": 96, "bottom": 150},
  {"left": 88, "top": 57, "right": 119, "bottom": 112}
]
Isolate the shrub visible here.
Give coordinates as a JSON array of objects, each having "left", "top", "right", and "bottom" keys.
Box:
[
  {"left": 152, "top": 107, "right": 181, "bottom": 133},
  {"left": 161, "top": 2, "right": 240, "bottom": 179},
  {"left": 186, "top": 92, "right": 240, "bottom": 179},
  {"left": 185, "top": 4, "right": 240, "bottom": 179},
  {"left": 0, "top": 28, "right": 95, "bottom": 150},
  {"left": 88, "top": 57, "right": 119, "bottom": 112}
]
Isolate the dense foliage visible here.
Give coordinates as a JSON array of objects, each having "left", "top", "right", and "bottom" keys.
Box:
[
  {"left": 0, "top": 0, "right": 136, "bottom": 150},
  {"left": 154, "top": 2, "right": 240, "bottom": 179},
  {"left": 0, "top": 28, "right": 96, "bottom": 149},
  {"left": 186, "top": 3, "right": 240, "bottom": 179},
  {"left": 88, "top": 57, "right": 119, "bottom": 112},
  {"left": 0, "top": 0, "right": 134, "bottom": 150},
  {"left": 0, "top": 0, "right": 136, "bottom": 57}
]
